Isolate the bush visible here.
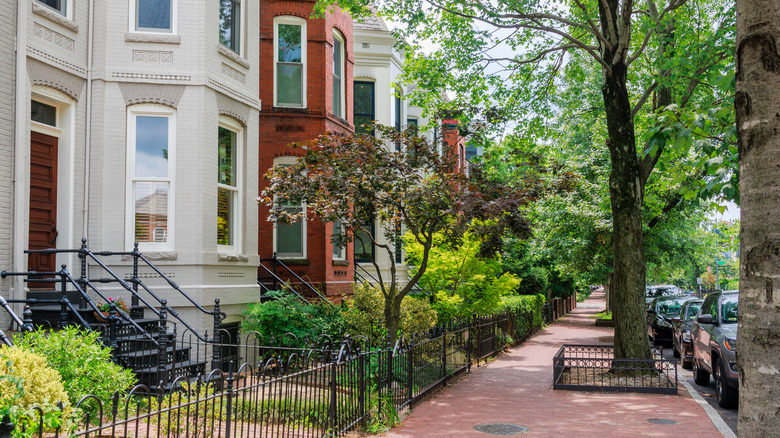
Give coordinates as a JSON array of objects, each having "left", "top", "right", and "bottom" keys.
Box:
[
  {"left": 498, "top": 294, "right": 545, "bottom": 330},
  {"left": 16, "top": 326, "right": 137, "bottom": 408},
  {"left": 242, "top": 290, "right": 348, "bottom": 343},
  {"left": 344, "top": 283, "right": 437, "bottom": 344},
  {"left": 0, "top": 347, "right": 75, "bottom": 437}
]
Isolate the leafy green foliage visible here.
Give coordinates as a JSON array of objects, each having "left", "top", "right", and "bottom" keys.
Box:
[
  {"left": 16, "top": 327, "right": 137, "bottom": 408},
  {"left": 498, "top": 294, "right": 546, "bottom": 331},
  {"left": 406, "top": 231, "right": 520, "bottom": 322},
  {"left": 242, "top": 291, "right": 348, "bottom": 343},
  {"left": 343, "top": 283, "right": 437, "bottom": 345}
]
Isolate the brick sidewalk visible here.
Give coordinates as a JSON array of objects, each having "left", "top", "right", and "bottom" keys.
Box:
[{"left": 380, "top": 291, "right": 723, "bottom": 437}]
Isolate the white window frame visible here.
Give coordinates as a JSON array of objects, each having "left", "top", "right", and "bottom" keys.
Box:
[
  {"left": 218, "top": 0, "right": 244, "bottom": 55},
  {"left": 125, "top": 104, "right": 176, "bottom": 251},
  {"left": 332, "top": 29, "right": 345, "bottom": 118},
  {"left": 217, "top": 116, "right": 243, "bottom": 253},
  {"left": 273, "top": 16, "right": 307, "bottom": 108},
  {"left": 272, "top": 156, "right": 307, "bottom": 259},
  {"left": 129, "top": 0, "right": 178, "bottom": 34},
  {"left": 36, "top": 0, "right": 70, "bottom": 19}
]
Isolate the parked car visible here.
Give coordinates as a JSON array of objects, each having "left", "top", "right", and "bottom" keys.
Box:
[
  {"left": 691, "top": 290, "right": 739, "bottom": 408},
  {"left": 647, "top": 295, "right": 695, "bottom": 345},
  {"left": 671, "top": 299, "right": 704, "bottom": 369},
  {"left": 645, "top": 284, "right": 682, "bottom": 306}
]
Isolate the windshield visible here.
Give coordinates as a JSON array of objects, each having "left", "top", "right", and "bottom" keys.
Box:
[
  {"left": 648, "top": 286, "right": 679, "bottom": 298},
  {"left": 685, "top": 302, "right": 702, "bottom": 320},
  {"left": 721, "top": 295, "right": 739, "bottom": 323},
  {"left": 657, "top": 300, "right": 684, "bottom": 317}
]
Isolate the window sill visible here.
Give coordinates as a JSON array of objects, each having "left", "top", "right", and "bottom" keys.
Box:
[
  {"left": 121, "top": 251, "right": 177, "bottom": 262},
  {"left": 218, "top": 253, "right": 249, "bottom": 262},
  {"left": 277, "top": 258, "right": 308, "bottom": 265},
  {"left": 270, "top": 106, "right": 309, "bottom": 114},
  {"left": 33, "top": 3, "right": 78, "bottom": 33},
  {"left": 218, "top": 45, "right": 250, "bottom": 69},
  {"left": 332, "top": 259, "right": 349, "bottom": 266},
  {"left": 125, "top": 33, "right": 181, "bottom": 44}
]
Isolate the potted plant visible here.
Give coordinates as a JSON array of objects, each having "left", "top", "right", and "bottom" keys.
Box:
[{"left": 94, "top": 296, "right": 129, "bottom": 322}]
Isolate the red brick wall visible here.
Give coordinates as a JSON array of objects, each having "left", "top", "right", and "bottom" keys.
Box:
[{"left": 258, "top": 0, "right": 355, "bottom": 295}]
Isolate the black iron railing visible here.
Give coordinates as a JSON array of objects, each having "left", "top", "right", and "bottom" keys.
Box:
[
  {"left": 1, "top": 308, "right": 542, "bottom": 438},
  {"left": 552, "top": 344, "right": 678, "bottom": 394},
  {"left": 259, "top": 254, "right": 332, "bottom": 304}
]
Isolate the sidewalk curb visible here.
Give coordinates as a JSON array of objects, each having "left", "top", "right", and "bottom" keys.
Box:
[{"left": 681, "top": 380, "right": 736, "bottom": 438}]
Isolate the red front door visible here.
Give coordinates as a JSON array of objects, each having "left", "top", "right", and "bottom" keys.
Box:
[{"left": 28, "top": 131, "right": 58, "bottom": 284}]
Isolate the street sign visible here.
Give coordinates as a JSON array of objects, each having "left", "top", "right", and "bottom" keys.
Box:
[
  {"left": 696, "top": 277, "right": 703, "bottom": 284},
  {"left": 717, "top": 260, "right": 726, "bottom": 266}
]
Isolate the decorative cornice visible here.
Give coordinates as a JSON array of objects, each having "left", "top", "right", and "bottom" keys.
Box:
[
  {"left": 216, "top": 94, "right": 250, "bottom": 127},
  {"left": 26, "top": 46, "right": 86, "bottom": 75},
  {"left": 32, "top": 3, "right": 78, "bottom": 33},
  {"left": 217, "top": 45, "right": 250, "bottom": 69},
  {"left": 112, "top": 72, "right": 191, "bottom": 82},
  {"left": 207, "top": 77, "right": 260, "bottom": 108},
  {"left": 221, "top": 63, "right": 246, "bottom": 84},
  {"left": 27, "top": 57, "right": 85, "bottom": 101},
  {"left": 133, "top": 50, "right": 173, "bottom": 64},
  {"left": 34, "top": 22, "right": 75, "bottom": 52},
  {"left": 124, "top": 33, "right": 181, "bottom": 44},
  {"left": 118, "top": 83, "right": 186, "bottom": 108}
]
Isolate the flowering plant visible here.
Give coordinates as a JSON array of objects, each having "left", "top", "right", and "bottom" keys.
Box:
[{"left": 97, "top": 296, "right": 129, "bottom": 313}]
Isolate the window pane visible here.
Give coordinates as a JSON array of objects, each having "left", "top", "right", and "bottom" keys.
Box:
[
  {"left": 354, "top": 223, "right": 374, "bottom": 262},
  {"left": 135, "top": 116, "right": 169, "bottom": 178},
  {"left": 278, "top": 24, "right": 302, "bottom": 62},
  {"left": 37, "top": 0, "right": 65, "bottom": 14},
  {"left": 218, "top": 127, "right": 236, "bottom": 186},
  {"left": 333, "top": 37, "right": 342, "bottom": 77},
  {"left": 219, "top": 0, "right": 240, "bottom": 52},
  {"left": 31, "top": 100, "right": 57, "bottom": 127},
  {"left": 217, "top": 188, "right": 234, "bottom": 246},
  {"left": 277, "top": 215, "right": 303, "bottom": 256},
  {"left": 354, "top": 81, "right": 375, "bottom": 135},
  {"left": 407, "top": 118, "right": 418, "bottom": 126},
  {"left": 137, "top": 0, "right": 171, "bottom": 30},
  {"left": 333, "top": 220, "right": 344, "bottom": 259},
  {"left": 277, "top": 64, "right": 303, "bottom": 105},
  {"left": 135, "top": 182, "right": 169, "bottom": 243},
  {"left": 333, "top": 76, "right": 342, "bottom": 116}
]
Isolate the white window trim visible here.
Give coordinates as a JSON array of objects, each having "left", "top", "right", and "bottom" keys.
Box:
[
  {"left": 219, "top": 0, "right": 244, "bottom": 56},
  {"left": 35, "top": 0, "right": 71, "bottom": 20},
  {"left": 129, "top": 0, "right": 178, "bottom": 34},
  {"left": 217, "top": 116, "right": 243, "bottom": 254},
  {"left": 273, "top": 16, "right": 307, "bottom": 108},
  {"left": 332, "top": 29, "right": 345, "bottom": 118},
  {"left": 125, "top": 104, "right": 176, "bottom": 251},
  {"left": 272, "top": 156, "right": 307, "bottom": 259}
]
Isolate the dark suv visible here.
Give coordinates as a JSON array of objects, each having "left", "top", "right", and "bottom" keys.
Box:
[
  {"left": 647, "top": 295, "right": 694, "bottom": 345},
  {"left": 671, "top": 299, "right": 703, "bottom": 369},
  {"left": 691, "top": 290, "right": 739, "bottom": 408}
]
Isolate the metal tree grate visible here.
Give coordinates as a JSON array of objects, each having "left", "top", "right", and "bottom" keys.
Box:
[
  {"left": 473, "top": 423, "right": 530, "bottom": 435},
  {"left": 647, "top": 419, "right": 678, "bottom": 425}
]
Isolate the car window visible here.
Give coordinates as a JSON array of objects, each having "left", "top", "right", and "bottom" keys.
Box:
[
  {"left": 685, "top": 302, "right": 702, "bottom": 320},
  {"left": 702, "top": 296, "right": 717, "bottom": 318},
  {"left": 658, "top": 300, "right": 683, "bottom": 317},
  {"left": 721, "top": 295, "right": 738, "bottom": 323}
]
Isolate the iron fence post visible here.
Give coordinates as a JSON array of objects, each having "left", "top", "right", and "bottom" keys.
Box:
[
  {"left": 407, "top": 338, "right": 413, "bottom": 405},
  {"left": 107, "top": 302, "right": 119, "bottom": 362},
  {"left": 131, "top": 242, "right": 140, "bottom": 308},
  {"left": 22, "top": 305, "right": 33, "bottom": 332},
  {"left": 157, "top": 300, "right": 169, "bottom": 391},
  {"left": 467, "top": 314, "right": 474, "bottom": 373},
  {"left": 225, "top": 361, "right": 234, "bottom": 438},
  {"left": 474, "top": 313, "right": 480, "bottom": 367},
  {"left": 358, "top": 350, "right": 366, "bottom": 427},
  {"left": 58, "top": 266, "right": 69, "bottom": 329},
  {"left": 442, "top": 325, "right": 448, "bottom": 386},
  {"left": 329, "top": 360, "right": 338, "bottom": 433},
  {"left": 0, "top": 415, "right": 14, "bottom": 438},
  {"left": 78, "top": 238, "right": 88, "bottom": 308},
  {"left": 212, "top": 298, "right": 222, "bottom": 372}
]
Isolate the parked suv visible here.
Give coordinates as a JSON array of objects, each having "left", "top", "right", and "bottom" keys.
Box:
[
  {"left": 647, "top": 295, "right": 694, "bottom": 345},
  {"left": 691, "top": 290, "right": 739, "bottom": 408},
  {"left": 671, "top": 299, "right": 703, "bottom": 369},
  {"left": 645, "top": 284, "right": 681, "bottom": 306}
]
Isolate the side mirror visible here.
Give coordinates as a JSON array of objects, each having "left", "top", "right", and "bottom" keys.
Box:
[
  {"left": 697, "top": 314, "right": 714, "bottom": 324},
  {"left": 671, "top": 317, "right": 681, "bottom": 323}
]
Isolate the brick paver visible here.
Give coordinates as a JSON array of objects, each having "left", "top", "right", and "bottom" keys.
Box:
[{"left": 381, "top": 291, "right": 723, "bottom": 437}]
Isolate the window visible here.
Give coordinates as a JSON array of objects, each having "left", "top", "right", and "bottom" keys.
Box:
[
  {"left": 133, "top": 0, "right": 174, "bottom": 33},
  {"left": 332, "top": 219, "right": 345, "bottom": 260},
  {"left": 273, "top": 158, "right": 306, "bottom": 258},
  {"left": 31, "top": 101, "right": 57, "bottom": 127},
  {"left": 274, "top": 17, "right": 306, "bottom": 107},
  {"left": 394, "top": 224, "right": 403, "bottom": 264},
  {"left": 218, "top": 118, "right": 242, "bottom": 250},
  {"left": 394, "top": 93, "right": 402, "bottom": 151},
  {"left": 354, "top": 81, "right": 375, "bottom": 135},
  {"left": 332, "top": 30, "right": 345, "bottom": 118},
  {"left": 354, "top": 222, "right": 375, "bottom": 263},
  {"left": 36, "top": 0, "right": 66, "bottom": 16},
  {"left": 407, "top": 118, "right": 417, "bottom": 127},
  {"left": 127, "top": 106, "right": 175, "bottom": 249},
  {"left": 219, "top": 0, "right": 241, "bottom": 53}
]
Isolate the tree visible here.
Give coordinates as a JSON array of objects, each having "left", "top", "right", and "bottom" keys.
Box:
[
  {"left": 735, "top": 0, "right": 780, "bottom": 434},
  {"left": 260, "top": 125, "right": 537, "bottom": 343},
  {"left": 318, "top": 0, "right": 736, "bottom": 360}
]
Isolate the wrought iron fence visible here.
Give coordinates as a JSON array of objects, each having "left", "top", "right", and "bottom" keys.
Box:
[
  {"left": 0, "top": 309, "right": 540, "bottom": 438},
  {"left": 552, "top": 344, "right": 678, "bottom": 394}
]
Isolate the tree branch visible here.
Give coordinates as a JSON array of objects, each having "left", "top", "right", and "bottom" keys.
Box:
[
  {"left": 573, "top": 0, "right": 614, "bottom": 51},
  {"left": 632, "top": 82, "right": 658, "bottom": 117}
]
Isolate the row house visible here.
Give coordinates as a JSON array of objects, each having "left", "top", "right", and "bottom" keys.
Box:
[{"left": 1, "top": 0, "right": 465, "bottom": 334}]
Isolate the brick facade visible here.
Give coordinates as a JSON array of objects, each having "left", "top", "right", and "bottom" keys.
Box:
[{"left": 258, "top": 0, "right": 355, "bottom": 298}]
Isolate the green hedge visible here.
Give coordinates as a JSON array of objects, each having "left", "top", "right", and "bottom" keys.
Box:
[{"left": 498, "top": 294, "right": 545, "bottom": 330}]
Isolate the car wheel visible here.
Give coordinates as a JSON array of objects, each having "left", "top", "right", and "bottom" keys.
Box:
[
  {"left": 682, "top": 358, "right": 692, "bottom": 370},
  {"left": 714, "top": 358, "right": 738, "bottom": 408},
  {"left": 693, "top": 358, "right": 710, "bottom": 385}
]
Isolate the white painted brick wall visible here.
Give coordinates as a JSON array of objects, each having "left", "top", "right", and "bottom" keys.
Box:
[{"left": 0, "top": 0, "right": 16, "bottom": 330}]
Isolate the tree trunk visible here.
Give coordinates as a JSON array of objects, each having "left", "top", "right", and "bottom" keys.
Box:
[
  {"left": 384, "top": 293, "right": 404, "bottom": 346},
  {"left": 602, "top": 60, "right": 653, "bottom": 361},
  {"left": 735, "top": 1, "right": 780, "bottom": 434}
]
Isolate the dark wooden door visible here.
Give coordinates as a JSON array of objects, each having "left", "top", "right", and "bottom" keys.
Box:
[{"left": 28, "top": 131, "right": 58, "bottom": 284}]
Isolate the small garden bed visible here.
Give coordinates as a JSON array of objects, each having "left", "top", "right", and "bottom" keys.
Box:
[{"left": 552, "top": 344, "right": 677, "bottom": 395}]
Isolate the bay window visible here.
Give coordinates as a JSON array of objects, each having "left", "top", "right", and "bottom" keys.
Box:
[
  {"left": 274, "top": 17, "right": 306, "bottom": 107},
  {"left": 218, "top": 117, "right": 242, "bottom": 251},
  {"left": 133, "top": 0, "right": 175, "bottom": 33},
  {"left": 219, "top": 0, "right": 241, "bottom": 53},
  {"left": 332, "top": 30, "right": 345, "bottom": 118}
]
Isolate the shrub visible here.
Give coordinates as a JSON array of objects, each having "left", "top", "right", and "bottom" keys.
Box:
[
  {"left": 344, "top": 283, "right": 437, "bottom": 344},
  {"left": 242, "top": 290, "right": 349, "bottom": 343},
  {"left": 16, "top": 326, "right": 137, "bottom": 408},
  {"left": 0, "top": 347, "right": 76, "bottom": 437},
  {"left": 498, "top": 294, "right": 546, "bottom": 330}
]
